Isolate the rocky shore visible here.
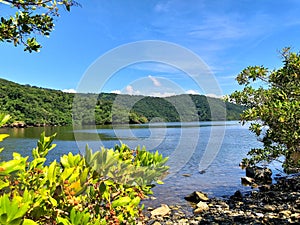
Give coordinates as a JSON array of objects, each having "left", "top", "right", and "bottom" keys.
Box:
[
  {"left": 4, "top": 121, "right": 56, "bottom": 128},
  {"left": 141, "top": 174, "right": 300, "bottom": 224}
]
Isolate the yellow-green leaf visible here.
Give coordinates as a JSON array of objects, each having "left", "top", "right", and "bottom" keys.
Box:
[
  {"left": 0, "top": 134, "right": 9, "bottom": 142},
  {"left": 112, "top": 196, "right": 131, "bottom": 208},
  {"left": 23, "top": 219, "right": 38, "bottom": 225}
]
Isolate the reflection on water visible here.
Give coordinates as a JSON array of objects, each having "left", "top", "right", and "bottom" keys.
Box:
[{"left": 0, "top": 121, "right": 273, "bottom": 208}]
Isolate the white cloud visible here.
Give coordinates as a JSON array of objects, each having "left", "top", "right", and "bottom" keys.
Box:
[
  {"left": 62, "top": 89, "right": 77, "bottom": 93},
  {"left": 186, "top": 89, "right": 199, "bottom": 95},
  {"left": 149, "top": 92, "right": 177, "bottom": 97},
  {"left": 126, "top": 85, "right": 133, "bottom": 94},
  {"left": 148, "top": 75, "right": 161, "bottom": 87},
  {"left": 205, "top": 93, "right": 224, "bottom": 99},
  {"left": 111, "top": 90, "right": 121, "bottom": 94},
  {"left": 125, "top": 85, "right": 141, "bottom": 95}
]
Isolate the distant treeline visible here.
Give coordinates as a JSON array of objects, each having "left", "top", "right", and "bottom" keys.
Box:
[{"left": 0, "top": 78, "right": 245, "bottom": 126}]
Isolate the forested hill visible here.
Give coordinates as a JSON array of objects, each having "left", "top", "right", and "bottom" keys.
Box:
[{"left": 0, "top": 78, "right": 244, "bottom": 126}]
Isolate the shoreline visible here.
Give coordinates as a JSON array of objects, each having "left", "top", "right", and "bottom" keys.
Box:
[
  {"left": 2, "top": 119, "right": 241, "bottom": 129},
  {"left": 142, "top": 174, "right": 300, "bottom": 224}
]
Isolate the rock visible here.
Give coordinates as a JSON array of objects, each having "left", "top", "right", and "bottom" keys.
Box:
[
  {"left": 257, "top": 167, "right": 272, "bottom": 182},
  {"left": 241, "top": 176, "right": 255, "bottom": 186},
  {"left": 193, "top": 208, "right": 202, "bottom": 215},
  {"left": 194, "top": 216, "right": 203, "bottom": 221},
  {"left": 266, "top": 213, "right": 277, "bottom": 219},
  {"left": 194, "top": 203, "right": 209, "bottom": 215},
  {"left": 291, "top": 213, "right": 300, "bottom": 220},
  {"left": 10, "top": 121, "right": 26, "bottom": 128},
  {"left": 230, "top": 190, "right": 243, "bottom": 201},
  {"left": 189, "top": 220, "right": 200, "bottom": 225},
  {"left": 263, "top": 204, "right": 276, "bottom": 211},
  {"left": 248, "top": 204, "right": 257, "bottom": 209},
  {"left": 143, "top": 175, "right": 300, "bottom": 224},
  {"left": 259, "top": 184, "right": 271, "bottom": 192},
  {"left": 184, "top": 191, "right": 209, "bottom": 203},
  {"left": 152, "top": 222, "right": 162, "bottom": 225},
  {"left": 151, "top": 204, "right": 171, "bottom": 217},
  {"left": 178, "top": 218, "right": 189, "bottom": 224},
  {"left": 255, "top": 212, "right": 264, "bottom": 218},
  {"left": 182, "top": 173, "right": 191, "bottom": 177},
  {"left": 169, "top": 205, "right": 180, "bottom": 210},
  {"left": 279, "top": 210, "right": 292, "bottom": 217},
  {"left": 219, "top": 202, "right": 229, "bottom": 210},
  {"left": 233, "top": 215, "right": 245, "bottom": 222},
  {"left": 196, "top": 201, "right": 209, "bottom": 211},
  {"left": 245, "top": 166, "right": 256, "bottom": 178},
  {"left": 245, "top": 166, "right": 272, "bottom": 184}
]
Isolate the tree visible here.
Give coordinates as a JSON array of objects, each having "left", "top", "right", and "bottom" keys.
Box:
[
  {"left": 229, "top": 48, "right": 300, "bottom": 172},
  {"left": 0, "top": 0, "right": 78, "bottom": 52}
]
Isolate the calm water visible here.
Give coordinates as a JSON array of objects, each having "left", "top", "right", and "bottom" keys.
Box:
[{"left": 0, "top": 121, "right": 282, "bottom": 208}]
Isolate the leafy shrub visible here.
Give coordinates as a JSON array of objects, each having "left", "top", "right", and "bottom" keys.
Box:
[
  {"left": 0, "top": 115, "right": 168, "bottom": 224},
  {"left": 229, "top": 48, "right": 300, "bottom": 172}
]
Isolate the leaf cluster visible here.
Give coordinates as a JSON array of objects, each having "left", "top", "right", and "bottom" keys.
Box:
[
  {"left": 0, "top": 118, "right": 169, "bottom": 224},
  {"left": 229, "top": 48, "right": 300, "bottom": 171},
  {"left": 0, "top": 0, "right": 78, "bottom": 52}
]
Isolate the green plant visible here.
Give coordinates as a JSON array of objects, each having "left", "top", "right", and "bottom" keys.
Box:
[
  {"left": 0, "top": 114, "right": 10, "bottom": 153},
  {"left": 0, "top": 0, "right": 77, "bottom": 52},
  {"left": 229, "top": 48, "right": 300, "bottom": 172},
  {"left": 0, "top": 192, "right": 37, "bottom": 225},
  {"left": 0, "top": 126, "right": 168, "bottom": 224}
]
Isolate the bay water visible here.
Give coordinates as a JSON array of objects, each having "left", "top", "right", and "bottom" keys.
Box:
[{"left": 0, "top": 121, "right": 282, "bottom": 208}]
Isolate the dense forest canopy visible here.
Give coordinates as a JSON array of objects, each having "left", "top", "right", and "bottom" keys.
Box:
[{"left": 0, "top": 78, "right": 244, "bottom": 126}]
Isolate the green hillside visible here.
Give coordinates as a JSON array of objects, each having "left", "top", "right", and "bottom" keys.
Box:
[{"left": 0, "top": 78, "right": 244, "bottom": 126}]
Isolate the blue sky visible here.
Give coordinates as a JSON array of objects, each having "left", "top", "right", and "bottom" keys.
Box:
[{"left": 1, "top": 0, "right": 300, "bottom": 97}]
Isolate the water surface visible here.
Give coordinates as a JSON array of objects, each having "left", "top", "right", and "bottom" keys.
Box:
[{"left": 0, "top": 121, "right": 281, "bottom": 208}]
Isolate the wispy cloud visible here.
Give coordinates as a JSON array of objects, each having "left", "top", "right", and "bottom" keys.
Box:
[
  {"left": 154, "top": 1, "right": 171, "bottom": 13},
  {"left": 219, "top": 74, "right": 237, "bottom": 80},
  {"left": 130, "top": 62, "right": 180, "bottom": 74},
  {"left": 149, "top": 1, "right": 288, "bottom": 69},
  {"left": 148, "top": 75, "right": 161, "bottom": 86},
  {"left": 188, "top": 15, "right": 247, "bottom": 41}
]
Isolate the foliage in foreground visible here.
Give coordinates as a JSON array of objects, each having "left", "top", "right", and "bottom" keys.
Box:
[
  {"left": 0, "top": 116, "right": 168, "bottom": 224},
  {"left": 229, "top": 48, "right": 300, "bottom": 172},
  {"left": 0, "top": 0, "right": 77, "bottom": 52}
]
